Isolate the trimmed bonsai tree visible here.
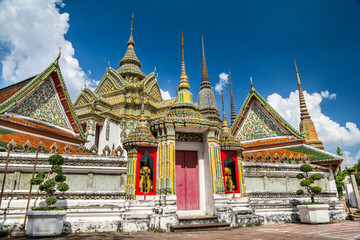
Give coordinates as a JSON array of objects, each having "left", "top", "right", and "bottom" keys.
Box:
[
  {"left": 296, "top": 164, "right": 322, "bottom": 203},
  {"left": 30, "top": 154, "right": 69, "bottom": 209}
]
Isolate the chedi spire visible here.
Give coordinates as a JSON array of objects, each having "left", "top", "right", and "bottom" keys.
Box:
[
  {"left": 197, "top": 36, "right": 220, "bottom": 122},
  {"left": 294, "top": 59, "right": 324, "bottom": 150},
  {"left": 229, "top": 69, "right": 236, "bottom": 126},
  {"left": 118, "top": 13, "right": 145, "bottom": 79}
]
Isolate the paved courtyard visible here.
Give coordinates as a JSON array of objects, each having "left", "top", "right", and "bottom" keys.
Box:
[{"left": 11, "top": 221, "right": 360, "bottom": 240}]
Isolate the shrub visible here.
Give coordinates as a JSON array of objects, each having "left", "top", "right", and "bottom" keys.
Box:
[
  {"left": 296, "top": 164, "right": 323, "bottom": 203},
  {"left": 30, "top": 154, "right": 69, "bottom": 209}
]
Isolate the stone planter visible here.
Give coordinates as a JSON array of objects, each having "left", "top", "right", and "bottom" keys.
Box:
[
  {"left": 26, "top": 210, "right": 66, "bottom": 237},
  {"left": 297, "top": 204, "right": 329, "bottom": 224}
]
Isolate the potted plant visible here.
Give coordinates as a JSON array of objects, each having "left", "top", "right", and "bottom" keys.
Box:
[
  {"left": 296, "top": 164, "right": 329, "bottom": 224},
  {"left": 26, "top": 154, "right": 69, "bottom": 237}
]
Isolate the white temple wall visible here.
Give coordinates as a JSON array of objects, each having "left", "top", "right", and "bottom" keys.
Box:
[{"left": 97, "top": 119, "right": 121, "bottom": 154}]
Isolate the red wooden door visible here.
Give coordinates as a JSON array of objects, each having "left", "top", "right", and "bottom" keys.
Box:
[{"left": 175, "top": 151, "right": 199, "bottom": 210}]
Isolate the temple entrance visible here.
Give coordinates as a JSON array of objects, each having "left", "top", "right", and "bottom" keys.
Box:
[{"left": 175, "top": 150, "right": 199, "bottom": 210}]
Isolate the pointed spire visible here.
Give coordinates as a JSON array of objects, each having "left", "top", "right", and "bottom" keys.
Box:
[
  {"left": 118, "top": 13, "right": 145, "bottom": 78},
  {"left": 229, "top": 69, "right": 236, "bottom": 126},
  {"left": 200, "top": 36, "right": 211, "bottom": 89},
  {"left": 294, "top": 58, "right": 324, "bottom": 150},
  {"left": 294, "top": 58, "right": 310, "bottom": 121},
  {"left": 222, "top": 91, "right": 228, "bottom": 131},
  {"left": 178, "top": 32, "right": 190, "bottom": 91},
  {"left": 127, "top": 13, "right": 135, "bottom": 46}
]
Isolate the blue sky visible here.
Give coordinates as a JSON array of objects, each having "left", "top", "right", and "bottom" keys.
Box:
[{"left": 0, "top": 0, "right": 359, "bottom": 166}]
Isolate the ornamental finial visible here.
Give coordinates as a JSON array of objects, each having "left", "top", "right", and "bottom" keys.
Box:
[
  {"left": 250, "top": 76, "right": 253, "bottom": 88},
  {"left": 181, "top": 32, "right": 186, "bottom": 77},
  {"left": 127, "top": 13, "right": 135, "bottom": 46},
  {"left": 55, "top": 47, "right": 61, "bottom": 65},
  {"left": 131, "top": 12, "right": 134, "bottom": 35},
  {"left": 178, "top": 32, "right": 190, "bottom": 91},
  {"left": 222, "top": 91, "right": 228, "bottom": 130},
  {"left": 229, "top": 68, "right": 236, "bottom": 126}
]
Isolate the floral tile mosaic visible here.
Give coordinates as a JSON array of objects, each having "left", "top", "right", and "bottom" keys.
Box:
[{"left": 237, "top": 102, "right": 286, "bottom": 141}]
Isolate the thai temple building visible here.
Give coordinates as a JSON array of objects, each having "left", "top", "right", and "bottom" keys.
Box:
[{"left": 0, "top": 16, "right": 346, "bottom": 232}]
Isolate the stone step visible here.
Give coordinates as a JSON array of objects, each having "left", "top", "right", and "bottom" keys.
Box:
[
  {"left": 178, "top": 216, "right": 219, "bottom": 225},
  {"left": 350, "top": 214, "right": 360, "bottom": 221},
  {"left": 171, "top": 222, "right": 230, "bottom": 232}
]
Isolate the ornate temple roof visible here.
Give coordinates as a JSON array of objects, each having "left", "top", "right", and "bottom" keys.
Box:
[
  {"left": 117, "top": 14, "right": 146, "bottom": 79},
  {"left": 198, "top": 36, "right": 220, "bottom": 123},
  {"left": 0, "top": 50, "right": 85, "bottom": 140},
  {"left": 230, "top": 78, "right": 303, "bottom": 140},
  {"left": 219, "top": 92, "right": 244, "bottom": 150}
]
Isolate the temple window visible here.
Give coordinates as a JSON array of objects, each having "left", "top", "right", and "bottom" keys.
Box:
[
  {"left": 282, "top": 154, "right": 287, "bottom": 161},
  {"left": 274, "top": 153, "right": 279, "bottom": 161},
  {"left": 248, "top": 153, "right": 254, "bottom": 162},
  {"left": 221, "top": 151, "right": 240, "bottom": 193},
  {"left": 136, "top": 147, "right": 157, "bottom": 195},
  {"left": 289, "top": 154, "right": 295, "bottom": 162}
]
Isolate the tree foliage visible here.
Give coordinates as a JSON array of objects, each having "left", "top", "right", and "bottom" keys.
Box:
[
  {"left": 297, "top": 164, "right": 323, "bottom": 203},
  {"left": 30, "top": 154, "right": 69, "bottom": 208}
]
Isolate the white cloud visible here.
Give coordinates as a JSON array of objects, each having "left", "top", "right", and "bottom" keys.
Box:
[
  {"left": 320, "top": 90, "right": 336, "bottom": 100},
  {"left": 0, "top": 0, "right": 95, "bottom": 100},
  {"left": 160, "top": 89, "right": 172, "bottom": 100},
  {"left": 214, "top": 72, "right": 229, "bottom": 94},
  {"left": 343, "top": 150, "right": 360, "bottom": 168},
  {"left": 267, "top": 90, "right": 360, "bottom": 151}
]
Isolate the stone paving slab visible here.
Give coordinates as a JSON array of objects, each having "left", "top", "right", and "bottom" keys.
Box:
[{"left": 10, "top": 221, "right": 360, "bottom": 240}]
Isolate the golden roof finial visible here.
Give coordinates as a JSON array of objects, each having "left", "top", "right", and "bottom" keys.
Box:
[
  {"left": 222, "top": 91, "right": 228, "bottom": 130},
  {"left": 178, "top": 32, "right": 190, "bottom": 91},
  {"left": 55, "top": 47, "right": 61, "bottom": 65},
  {"left": 181, "top": 32, "right": 187, "bottom": 77}
]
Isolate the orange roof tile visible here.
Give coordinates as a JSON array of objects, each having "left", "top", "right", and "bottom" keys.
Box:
[
  {"left": 0, "top": 77, "right": 34, "bottom": 104},
  {"left": 0, "top": 131, "right": 89, "bottom": 155}
]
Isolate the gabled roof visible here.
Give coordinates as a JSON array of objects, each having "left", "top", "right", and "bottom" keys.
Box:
[
  {"left": 230, "top": 87, "right": 303, "bottom": 140},
  {"left": 94, "top": 67, "right": 124, "bottom": 96},
  {"left": 74, "top": 87, "right": 98, "bottom": 106},
  {"left": 142, "top": 72, "right": 162, "bottom": 101},
  {"left": 0, "top": 53, "right": 85, "bottom": 139}
]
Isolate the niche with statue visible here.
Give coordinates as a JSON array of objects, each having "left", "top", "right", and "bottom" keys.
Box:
[
  {"left": 136, "top": 147, "right": 157, "bottom": 195},
  {"left": 221, "top": 151, "right": 240, "bottom": 193}
]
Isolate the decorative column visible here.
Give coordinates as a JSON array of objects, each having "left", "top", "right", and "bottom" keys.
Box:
[
  {"left": 165, "top": 125, "right": 175, "bottom": 195},
  {"left": 124, "top": 146, "right": 138, "bottom": 200},
  {"left": 208, "top": 129, "right": 225, "bottom": 194}
]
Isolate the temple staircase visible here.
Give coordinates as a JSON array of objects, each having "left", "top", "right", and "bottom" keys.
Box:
[{"left": 170, "top": 216, "right": 230, "bottom": 232}]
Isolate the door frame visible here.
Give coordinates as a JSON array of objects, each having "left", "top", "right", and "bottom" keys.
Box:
[{"left": 175, "top": 141, "right": 207, "bottom": 214}]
